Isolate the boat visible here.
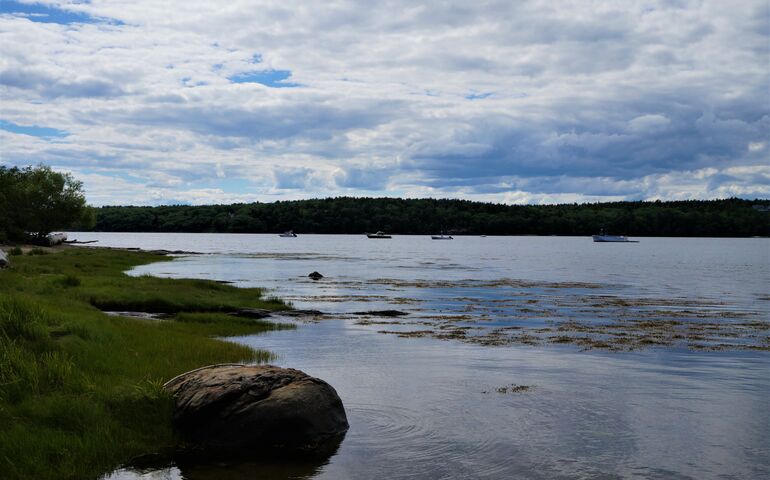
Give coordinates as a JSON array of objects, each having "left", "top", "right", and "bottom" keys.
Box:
[
  {"left": 279, "top": 230, "right": 297, "bottom": 237},
  {"left": 431, "top": 234, "right": 453, "bottom": 240},
  {"left": 366, "top": 231, "right": 392, "bottom": 239},
  {"left": 592, "top": 229, "right": 638, "bottom": 243},
  {"left": 44, "top": 233, "right": 67, "bottom": 246}
]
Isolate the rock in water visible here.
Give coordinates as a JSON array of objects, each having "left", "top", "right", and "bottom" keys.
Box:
[
  {"left": 0, "top": 250, "right": 8, "bottom": 268},
  {"left": 164, "top": 364, "right": 348, "bottom": 451},
  {"left": 308, "top": 271, "right": 324, "bottom": 280}
]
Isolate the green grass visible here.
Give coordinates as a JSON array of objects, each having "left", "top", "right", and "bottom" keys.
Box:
[{"left": 0, "top": 248, "right": 293, "bottom": 479}]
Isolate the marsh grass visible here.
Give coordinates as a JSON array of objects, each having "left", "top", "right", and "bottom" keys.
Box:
[{"left": 0, "top": 248, "right": 292, "bottom": 480}]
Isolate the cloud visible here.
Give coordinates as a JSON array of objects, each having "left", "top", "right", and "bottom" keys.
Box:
[
  {"left": 273, "top": 166, "right": 315, "bottom": 189},
  {"left": 334, "top": 165, "right": 392, "bottom": 190},
  {"left": 0, "top": 67, "right": 126, "bottom": 98},
  {"left": 0, "top": 0, "right": 767, "bottom": 205}
]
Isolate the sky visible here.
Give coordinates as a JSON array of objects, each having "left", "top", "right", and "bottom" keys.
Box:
[{"left": 0, "top": 0, "right": 768, "bottom": 206}]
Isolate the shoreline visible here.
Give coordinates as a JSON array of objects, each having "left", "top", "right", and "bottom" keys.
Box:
[{"left": 0, "top": 246, "right": 292, "bottom": 480}]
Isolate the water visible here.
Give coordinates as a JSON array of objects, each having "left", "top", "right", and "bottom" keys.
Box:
[{"left": 76, "top": 233, "right": 770, "bottom": 480}]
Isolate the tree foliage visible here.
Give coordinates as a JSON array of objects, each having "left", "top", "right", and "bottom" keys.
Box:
[
  {"left": 90, "top": 197, "right": 770, "bottom": 237},
  {"left": 0, "top": 165, "right": 92, "bottom": 242}
]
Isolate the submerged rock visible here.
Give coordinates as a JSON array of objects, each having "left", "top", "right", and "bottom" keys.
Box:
[
  {"left": 308, "top": 271, "right": 324, "bottom": 280},
  {"left": 164, "top": 364, "right": 348, "bottom": 452},
  {"left": 354, "top": 309, "right": 408, "bottom": 317},
  {"left": 280, "top": 309, "right": 326, "bottom": 317},
  {"left": 0, "top": 249, "right": 8, "bottom": 268}
]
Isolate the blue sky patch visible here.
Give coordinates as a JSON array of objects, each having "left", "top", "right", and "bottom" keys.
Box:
[
  {"left": 0, "top": 119, "right": 68, "bottom": 138},
  {"left": 0, "top": 1, "right": 122, "bottom": 25},
  {"left": 216, "top": 177, "right": 253, "bottom": 193},
  {"left": 229, "top": 70, "right": 300, "bottom": 88},
  {"left": 465, "top": 92, "right": 493, "bottom": 100}
]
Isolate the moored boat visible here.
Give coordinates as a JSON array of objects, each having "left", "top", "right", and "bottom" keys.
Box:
[
  {"left": 279, "top": 230, "right": 297, "bottom": 237},
  {"left": 592, "top": 230, "right": 638, "bottom": 242},
  {"left": 366, "top": 231, "right": 392, "bottom": 239},
  {"left": 431, "top": 234, "right": 453, "bottom": 240}
]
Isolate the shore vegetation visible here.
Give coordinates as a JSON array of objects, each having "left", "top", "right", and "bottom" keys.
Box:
[{"left": 0, "top": 247, "right": 291, "bottom": 480}]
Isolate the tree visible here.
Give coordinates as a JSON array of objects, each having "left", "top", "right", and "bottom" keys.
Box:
[{"left": 0, "top": 165, "right": 91, "bottom": 242}]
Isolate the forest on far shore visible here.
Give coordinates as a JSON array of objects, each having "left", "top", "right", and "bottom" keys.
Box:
[{"left": 88, "top": 198, "right": 770, "bottom": 237}]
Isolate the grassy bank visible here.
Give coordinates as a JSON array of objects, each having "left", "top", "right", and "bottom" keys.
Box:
[{"left": 0, "top": 247, "right": 292, "bottom": 480}]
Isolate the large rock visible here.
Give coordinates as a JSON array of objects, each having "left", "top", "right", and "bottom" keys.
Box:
[
  {"left": 164, "top": 364, "right": 348, "bottom": 452},
  {"left": 0, "top": 250, "right": 8, "bottom": 269}
]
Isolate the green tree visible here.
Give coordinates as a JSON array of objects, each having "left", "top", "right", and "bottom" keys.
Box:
[{"left": 0, "top": 165, "right": 91, "bottom": 242}]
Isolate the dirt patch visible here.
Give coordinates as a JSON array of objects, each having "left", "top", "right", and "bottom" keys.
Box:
[
  {"left": 1, "top": 243, "right": 71, "bottom": 255},
  {"left": 103, "top": 311, "right": 172, "bottom": 321}
]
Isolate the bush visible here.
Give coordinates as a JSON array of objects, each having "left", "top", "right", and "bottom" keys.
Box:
[
  {"left": 27, "top": 248, "right": 47, "bottom": 256},
  {"left": 8, "top": 247, "right": 23, "bottom": 256}
]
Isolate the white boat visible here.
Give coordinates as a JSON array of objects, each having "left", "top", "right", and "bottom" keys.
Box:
[
  {"left": 366, "top": 231, "right": 391, "bottom": 239},
  {"left": 45, "top": 233, "right": 67, "bottom": 246},
  {"left": 279, "top": 230, "right": 297, "bottom": 237},
  {"left": 592, "top": 230, "right": 638, "bottom": 243},
  {"left": 431, "top": 234, "right": 453, "bottom": 240}
]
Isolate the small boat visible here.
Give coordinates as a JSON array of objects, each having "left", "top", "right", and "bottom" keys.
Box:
[
  {"left": 45, "top": 233, "right": 67, "bottom": 246},
  {"left": 366, "top": 231, "right": 392, "bottom": 239},
  {"left": 431, "top": 234, "right": 453, "bottom": 240},
  {"left": 279, "top": 230, "right": 297, "bottom": 237},
  {"left": 592, "top": 229, "right": 638, "bottom": 243}
]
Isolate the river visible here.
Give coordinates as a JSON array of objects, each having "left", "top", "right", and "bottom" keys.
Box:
[{"left": 79, "top": 233, "right": 768, "bottom": 480}]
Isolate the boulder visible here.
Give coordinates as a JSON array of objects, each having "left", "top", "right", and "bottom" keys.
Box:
[
  {"left": 308, "top": 271, "right": 324, "bottom": 280},
  {"left": 0, "top": 250, "right": 8, "bottom": 268},
  {"left": 164, "top": 364, "right": 348, "bottom": 452}
]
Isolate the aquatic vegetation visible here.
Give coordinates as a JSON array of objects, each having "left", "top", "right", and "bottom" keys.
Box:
[
  {"left": 482, "top": 385, "right": 532, "bottom": 394},
  {"left": 325, "top": 276, "right": 770, "bottom": 351}
]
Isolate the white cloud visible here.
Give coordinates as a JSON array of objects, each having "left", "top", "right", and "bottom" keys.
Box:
[
  {"left": 0, "top": 0, "right": 767, "bottom": 205},
  {"left": 628, "top": 114, "right": 671, "bottom": 132}
]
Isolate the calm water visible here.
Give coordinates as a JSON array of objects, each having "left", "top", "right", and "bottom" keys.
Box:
[{"left": 79, "top": 233, "right": 770, "bottom": 480}]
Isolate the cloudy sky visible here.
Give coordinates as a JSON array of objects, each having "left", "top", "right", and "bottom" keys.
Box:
[{"left": 1, "top": 0, "right": 768, "bottom": 205}]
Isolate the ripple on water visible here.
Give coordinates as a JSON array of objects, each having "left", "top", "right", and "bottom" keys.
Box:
[{"left": 342, "top": 403, "right": 520, "bottom": 479}]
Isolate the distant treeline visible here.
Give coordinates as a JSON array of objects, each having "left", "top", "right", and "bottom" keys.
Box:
[{"left": 88, "top": 198, "right": 770, "bottom": 237}]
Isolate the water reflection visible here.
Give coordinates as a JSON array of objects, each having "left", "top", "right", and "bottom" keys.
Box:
[
  {"left": 107, "top": 460, "right": 325, "bottom": 480},
  {"left": 105, "top": 437, "right": 343, "bottom": 480}
]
